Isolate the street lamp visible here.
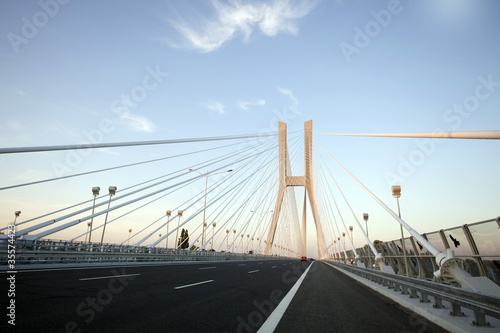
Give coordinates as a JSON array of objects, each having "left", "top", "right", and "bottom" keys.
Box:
[
  {"left": 100, "top": 186, "right": 117, "bottom": 247},
  {"left": 165, "top": 210, "right": 171, "bottom": 248},
  {"left": 363, "top": 213, "right": 369, "bottom": 238},
  {"left": 88, "top": 186, "right": 100, "bottom": 243},
  {"left": 226, "top": 229, "right": 229, "bottom": 252},
  {"left": 363, "top": 213, "right": 370, "bottom": 268},
  {"left": 175, "top": 210, "right": 182, "bottom": 249},
  {"left": 392, "top": 185, "right": 408, "bottom": 276},
  {"left": 84, "top": 222, "right": 91, "bottom": 243},
  {"left": 189, "top": 169, "right": 232, "bottom": 248},
  {"left": 247, "top": 234, "right": 250, "bottom": 253},
  {"left": 13, "top": 211, "right": 21, "bottom": 225},
  {"left": 232, "top": 229, "right": 236, "bottom": 252},
  {"left": 127, "top": 228, "right": 132, "bottom": 246},
  {"left": 349, "top": 226, "right": 353, "bottom": 246},
  {"left": 211, "top": 222, "right": 216, "bottom": 251}
]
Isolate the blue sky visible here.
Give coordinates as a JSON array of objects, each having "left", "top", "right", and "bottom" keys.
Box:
[{"left": 1, "top": 0, "right": 499, "bottom": 257}]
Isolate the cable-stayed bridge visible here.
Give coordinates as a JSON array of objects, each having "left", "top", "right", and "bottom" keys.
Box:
[{"left": 1, "top": 121, "right": 499, "bottom": 332}]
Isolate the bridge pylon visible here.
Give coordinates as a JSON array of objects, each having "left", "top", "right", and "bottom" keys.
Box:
[{"left": 264, "top": 120, "right": 327, "bottom": 258}]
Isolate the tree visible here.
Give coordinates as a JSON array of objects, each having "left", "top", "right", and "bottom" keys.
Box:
[{"left": 177, "top": 228, "right": 189, "bottom": 249}]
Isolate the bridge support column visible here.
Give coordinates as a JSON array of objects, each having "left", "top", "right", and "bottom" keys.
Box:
[{"left": 264, "top": 121, "right": 326, "bottom": 259}]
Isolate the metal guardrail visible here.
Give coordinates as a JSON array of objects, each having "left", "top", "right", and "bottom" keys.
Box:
[
  {"left": 327, "top": 260, "right": 500, "bottom": 327},
  {"left": 0, "top": 239, "right": 285, "bottom": 265}
]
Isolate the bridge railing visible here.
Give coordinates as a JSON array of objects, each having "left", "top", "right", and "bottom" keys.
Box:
[
  {"left": 0, "top": 238, "right": 285, "bottom": 265},
  {"left": 334, "top": 217, "right": 500, "bottom": 286}
]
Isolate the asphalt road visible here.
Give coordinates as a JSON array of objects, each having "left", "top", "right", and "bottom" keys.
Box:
[
  {"left": 0, "top": 259, "right": 308, "bottom": 333},
  {"left": 1, "top": 260, "right": 449, "bottom": 333},
  {"left": 274, "top": 261, "right": 447, "bottom": 333}
]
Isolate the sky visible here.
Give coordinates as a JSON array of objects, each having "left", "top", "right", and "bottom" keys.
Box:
[{"left": 1, "top": 0, "right": 499, "bottom": 258}]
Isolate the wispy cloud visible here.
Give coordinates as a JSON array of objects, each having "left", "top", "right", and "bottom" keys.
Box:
[
  {"left": 278, "top": 87, "right": 299, "bottom": 114},
  {"left": 121, "top": 113, "right": 157, "bottom": 133},
  {"left": 205, "top": 101, "right": 226, "bottom": 114},
  {"left": 238, "top": 99, "right": 266, "bottom": 110},
  {"left": 167, "top": 0, "right": 318, "bottom": 52}
]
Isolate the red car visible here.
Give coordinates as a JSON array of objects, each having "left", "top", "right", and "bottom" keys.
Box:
[{"left": 301, "top": 256, "right": 307, "bottom": 262}]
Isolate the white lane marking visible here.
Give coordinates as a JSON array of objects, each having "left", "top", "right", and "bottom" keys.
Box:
[
  {"left": 248, "top": 270, "right": 260, "bottom": 274},
  {"left": 282, "top": 264, "right": 286, "bottom": 266},
  {"left": 258, "top": 262, "right": 314, "bottom": 333},
  {"left": 199, "top": 267, "right": 216, "bottom": 270},
  {"left": 271, "top": 266, "right": 277, "bottom": 268},
  {"left": 238, "top": 264, "right": 247, "bottom": 266},
  {"left": 79, "top": 273, "right": 140, "bottom": 281},
  {"left": 174, "top": 280, "right": 214, "bottom": 290}
]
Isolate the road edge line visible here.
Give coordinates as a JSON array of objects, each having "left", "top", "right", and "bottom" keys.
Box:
[{"left": 257, "top": 261, "right": 314, "bottom": 333}]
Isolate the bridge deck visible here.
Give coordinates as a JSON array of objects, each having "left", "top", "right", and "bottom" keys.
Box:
[{"left": 273, "top": 261, "right": 447, "bottom": 333}]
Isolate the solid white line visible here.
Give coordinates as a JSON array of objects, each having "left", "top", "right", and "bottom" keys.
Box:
[
  {"left": 198, "top": 267, "right": 216, "bottom": 270},
  {"left": 271, "top": 266, "right": 277, "bottom": 268},
  {"left": 258, "top": 262, "right": 313, "bottom": 333},
  {"left": 79, "top": 273, "right": 140, "bottom": 281},
  {"left": 238, "top": 264, "right": 247, "bottom": 266},
  {"left": 174, "top": 279, "right": 214, "bottom": 290},
  {"left": 248, "top": 270, "right": 259, "bottom": 274}
]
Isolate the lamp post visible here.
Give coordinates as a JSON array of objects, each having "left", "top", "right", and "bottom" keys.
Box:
[
  {"left": 13, "top": 211, "right": 21, "bottom": 226},
  {"left": 247, "top": 234, "right": 250, "bottom": 253},
  {"left": 189, "top": 169, "right": 232, "bottom": 248},
  {"left": 226, "top": 229, "right": 229, "bottom": 252},
  {"left": 337, "top": 237, "right": 342, "bottom": 260},
  {"left": 363, "top": 213, "right": 369, "bottom": 238},
  {"left": 349, "top": 226, "right": 354, "bottom": 247},
  {"left": 127, "top": 228, "right": 132, "bottom": 246},
  {"left": 211, "top": 222, "right": 216, "bottom": 251},
  {"left": 363, "top": 213, "right": 370, "bottom": 268},
  {"left": 84, "top": 222, "right": 91, "bottom": 243},
  {"left": 100, "top": 186, "right": 117, "bottom": 247},
  {"left": 165, "top": 210, "right": 171, "bottom": 248},
  {"left": 175, "top": 210, "right": 182, "bottom": 249},
  {"left": 392, "top": 185, "right": 408, "bottom": 277},
  {"left": 334, "top": 240, "right": 337, "bottom": 260},
  {"left": 88, "top": 186, "right": 100, "bottom": 243},
  {"left": 232, "top": 229, "right": 236, "bottom": 252}
]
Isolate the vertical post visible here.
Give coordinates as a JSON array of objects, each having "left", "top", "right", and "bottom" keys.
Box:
[
  {"left": 165, "top": 210, "right": 171, "bottom": 248},
  {"left": 100, "top": 186, "right": 117, "bottom": 247},
  {"left": 88, "top": 187, "right": 100, "bottom": 243},
  {"left": 265, "top": 122, "right": 287, "bottom": 254},
  {"left": 202, "top": 175, "right": 208, "bottom": 247},
  {"left": 176, "top": 210, "right": 182, "bottom": 249}
]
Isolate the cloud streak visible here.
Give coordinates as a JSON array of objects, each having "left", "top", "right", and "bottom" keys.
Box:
[
  {"left": 168, "top": 0, "right": 318, "bottom": 52},
  {"left": 238, "top": 99, "right": 266, "bottom": 110},
  {"left": 205, "top": 101, "right": 226, "bottom": 114}
]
